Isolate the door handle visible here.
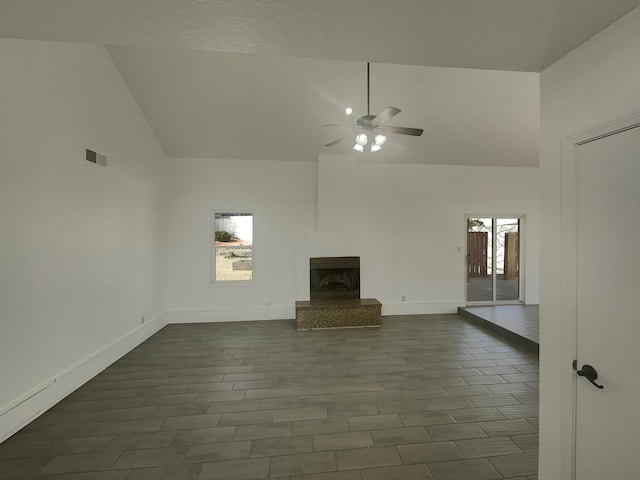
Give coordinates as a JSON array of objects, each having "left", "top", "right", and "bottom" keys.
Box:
[{"left": 575, "top": 363, "right": 604, "bottom": 389}]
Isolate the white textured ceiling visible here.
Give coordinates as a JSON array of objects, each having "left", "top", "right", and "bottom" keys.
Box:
[
  {"left": 2, "top": 0, "right": 639, "bottom": 164},
  {"left": 2, "top": 0, "right": 639, "bottom": 71}
]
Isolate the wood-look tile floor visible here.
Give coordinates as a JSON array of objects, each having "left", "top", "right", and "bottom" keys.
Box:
[{"left": 0, "top": 314, "right": 539, "bottom": 480}]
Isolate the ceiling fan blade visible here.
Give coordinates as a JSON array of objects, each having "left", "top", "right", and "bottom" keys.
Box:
[
  {"left": 323, "top": 124, "right": 359, "bottom": 129},
  {"left": 372, "top": 106, "right": 401, "bottom": 126},
  {"left": 325, "top": 136, "right": 346, "bottom": 147},
  {"left": 386, "top": 125, "right": 424, "bottom": 136}
]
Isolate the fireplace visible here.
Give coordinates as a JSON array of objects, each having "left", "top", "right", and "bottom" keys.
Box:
[
  {"left": 309, "top": 256, "right": 360, "bottom": 300},
  {"left": 297, "top": 256, "right": 379, "bottom": 329}
]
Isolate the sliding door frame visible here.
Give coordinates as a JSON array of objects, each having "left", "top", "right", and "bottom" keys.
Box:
[{"left": 465, "top": 214, "right": 525, "bottom": 305}]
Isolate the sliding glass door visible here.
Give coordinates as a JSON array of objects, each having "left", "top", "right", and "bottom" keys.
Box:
[{"left": 466, "top": 216, "right": 522, "bottom": 303}]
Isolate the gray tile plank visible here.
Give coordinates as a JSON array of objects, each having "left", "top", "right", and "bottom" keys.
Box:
[
  {"left": 478, "top": 419, "right": 537, "bottom": 437},
  {"left": 489, "top": 452, "right": 539, "bottom": 477},
  {"left": 313, "top": 432, "right": 374, "bottom": 451},
  {"left": 369, "top": 427, "right": 432, "bottom": 446},
  {"left": 455, "top": 436, "right": 522, "bottom": 458},
  {"left": 100, "top": 418, "right": 165, "bottom": 435},
  {"left": 250, "top": 435, "right": 314, "bottom": 457},
  {"left": 270, "top": 451, "right": 337, "bottom": 477},
  {"left": 105, "top": 431, "right": 176, "bottom": 451},
  {"left": 170, "top": 426, "right": 236, "bottom": 446},
  {"left": 198, "top": 457, "right": 270, "bottom": 480},
  {"left": 184, "top": 440, "right": 251, "bottom": 462},
  {"left": 397, "top": 442, "right": 463, "bottom": 464},
  {"left": 347, "top": 415, "right": 403, "bottom": 432},
  {"left": 361, "top": 463, "right": 433, "bottom": 480},
  {"left": 290, "top": 472, "right": 362, "bottom": 480},
  {"left": 426, "top": 458, "right": 502, "bottom": 480},
  {"left": 55, "top": 472, "right": 132, "bottom": 480},
  {"left": 293, "top": 419, "right": 350, "bottom": 436},
  {"left": 335, "top": 446, "right": 402, "bottom": 471},
  {"left": 160, "top": 414, "right": 222, "bottom": 431},
  {"left": 125, "top": 463, "right": 202, "bottom": 480},
  {"left": 233, "top": 422, "right": 293, "bottom": 441},
  {"left": 111, "top": 446, "right": 186, "bottom": 469},
  {"left": 39, "top": 452, "right": 121, "bottom": 475}
]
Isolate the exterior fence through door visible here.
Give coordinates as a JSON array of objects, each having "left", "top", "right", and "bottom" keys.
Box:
[
  {"left": 467, "top": 232, "right": 488, "bottom": 278},
  {"left": 504, "top": 232, "right": 519, "bottom": 280}
]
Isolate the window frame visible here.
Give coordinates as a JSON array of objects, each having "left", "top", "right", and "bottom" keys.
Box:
[{"left": 209, "top": 210, "right": 255, "bottom": 286}]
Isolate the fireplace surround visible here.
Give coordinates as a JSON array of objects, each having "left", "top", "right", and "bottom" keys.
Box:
[{"left": 296, "top": 256, "right": 381, "bottom": 330}]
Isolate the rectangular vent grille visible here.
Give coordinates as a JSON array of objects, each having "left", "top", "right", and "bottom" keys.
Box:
[
  {"left": 85, "top": 149, "right": 97, "bottom": 163},
  {"left": 85, "top": 148, "right": 108, "bottom": 167}
]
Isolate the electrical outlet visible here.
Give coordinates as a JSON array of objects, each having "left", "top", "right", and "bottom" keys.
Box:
[
  {"left": 401, "top": 296, "right": 406, "bottom": 302},
  {"left": 141, "top": 316, "right": 145, "bottom": 324}
]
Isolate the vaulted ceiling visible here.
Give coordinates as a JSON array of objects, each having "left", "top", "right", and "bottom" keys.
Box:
[{"left": 2, "top": 0, "right": 639, "bottom": 165}]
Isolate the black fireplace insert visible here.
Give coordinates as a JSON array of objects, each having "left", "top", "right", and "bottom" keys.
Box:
[{"left": 309, "top": 256, "right": 360, "bottom": 300}]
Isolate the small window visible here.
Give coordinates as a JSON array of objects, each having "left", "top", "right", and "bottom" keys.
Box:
[{"left": 210, "top": 212, "right": 253, "bottom": 283}]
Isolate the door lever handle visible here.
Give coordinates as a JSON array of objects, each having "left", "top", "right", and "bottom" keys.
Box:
[{"left": 576, "top": 364, "right": 604, "bottom": 389}]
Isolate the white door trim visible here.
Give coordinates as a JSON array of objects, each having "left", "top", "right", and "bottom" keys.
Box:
[{"left": 559, "top": 111, "right": 640, "bottom": 480}]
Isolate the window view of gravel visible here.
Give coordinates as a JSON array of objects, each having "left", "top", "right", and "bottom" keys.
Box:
[{"left": 211, "top": 212, "right": 253, "bottom": 283}]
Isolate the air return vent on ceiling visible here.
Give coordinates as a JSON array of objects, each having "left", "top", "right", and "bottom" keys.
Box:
[{"left": 85, "top": 148, "right": 107, "bottom": 167}]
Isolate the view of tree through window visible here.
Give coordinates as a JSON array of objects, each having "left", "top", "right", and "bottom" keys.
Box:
[{"left": 211, "top": 212, "right": 253, "bottom": 283}]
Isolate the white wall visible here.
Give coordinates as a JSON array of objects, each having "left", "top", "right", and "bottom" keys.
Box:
[
  {"left": 0, "top": 39, "right": 166, "bottom": 441},
  {"left": 539, "top": 6, "right": 640, "bottom": 479},
  {"left": 162, "top": 157, "right": 317, "bottom": 322},
  {"left": 355, "top": 163, "right": 539, "bottom": 313},
  {"left": 165, "top": 155, "right": 539, "bottom": 321}
]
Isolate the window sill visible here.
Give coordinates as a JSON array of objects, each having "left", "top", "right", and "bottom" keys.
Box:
[{"left": 209, "top": 280, "right": 256, "bottom": 287}]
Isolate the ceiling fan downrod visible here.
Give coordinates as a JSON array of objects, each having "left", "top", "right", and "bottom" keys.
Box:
[{"left": 367, "top": 62, "right": 370, "bottom": 117}]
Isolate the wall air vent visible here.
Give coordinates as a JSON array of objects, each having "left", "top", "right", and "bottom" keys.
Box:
[{"left": 85, "top": 148, "right": 108, "bottom": 167}]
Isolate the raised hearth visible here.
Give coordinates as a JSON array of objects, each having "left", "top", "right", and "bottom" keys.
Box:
[{"left": 295, "top": 298, "right": 381, "bottom": 330}]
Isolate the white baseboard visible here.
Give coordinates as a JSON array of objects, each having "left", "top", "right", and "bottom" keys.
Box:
[
  {"left": 0, "top": 313, "right": 168, "bottom": 444},
  {"left": 382, "top": 301, "right": 462, "bottom": 316},
  {"left": 166, "top": 305, "right": 294, "bottom": 324},
  {"left": 166, "top": 303, "right": 462, "bottom": 323}
]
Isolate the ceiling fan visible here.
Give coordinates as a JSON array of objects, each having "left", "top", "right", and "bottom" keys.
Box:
[{"left": 324, "top": 62, "right": 423, "bottom": 152}]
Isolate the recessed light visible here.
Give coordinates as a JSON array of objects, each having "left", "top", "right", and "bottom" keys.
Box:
[{"left": 345, "top": 107, "right": 353, "bottom": 115}]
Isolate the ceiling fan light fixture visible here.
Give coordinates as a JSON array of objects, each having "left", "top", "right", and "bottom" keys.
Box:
[
  {"left": 323, "top": 63, "right": 422, "bottom": 151},
  {"left": 374, "top": 134, "right": 387, "bottom": 146}
]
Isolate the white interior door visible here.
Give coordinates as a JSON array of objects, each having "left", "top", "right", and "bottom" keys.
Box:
[{"left": 574, "top": 125, "right": 640, "bottom": 478}]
